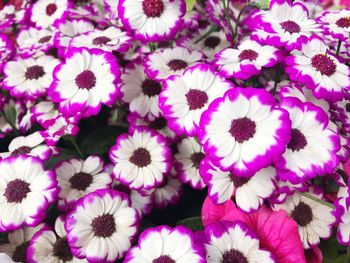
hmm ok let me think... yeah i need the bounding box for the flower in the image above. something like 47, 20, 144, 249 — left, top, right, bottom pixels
175, 137, 206, 189
0, 34, 14, 73
215, 39, 281, 80
30, 0, 69, 29
144, 46, 203, 80
118, 0, 186, 42
250, 0, 320, 50
200, 87, 291, 176
109, 127, 172, 190
276, 97, 340, 183
27, 216, 87, 262
49, 47, 120, 117
3, 55, 59, 100
160, 63, 233, 136
285, 36, 350, 102
203, 221, 275, 263
0, 131, 55, 160
273, 188, 335, 248
201, 158, 276, 212
70, 26, 132, 53
124, 225, 205, 263
65, 189, 139, 262
120, 61, 163, 118
0, 156, 57, 231
333, 186, 350, 245
318, 9, 350, 41
55, 156, 113, 211
0, 224, 44, 263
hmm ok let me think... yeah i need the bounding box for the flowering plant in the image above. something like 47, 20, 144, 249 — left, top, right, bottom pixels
0, 0, 350, 262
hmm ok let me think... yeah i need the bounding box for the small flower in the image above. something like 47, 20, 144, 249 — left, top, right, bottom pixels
0, 156, 57, 231
17, 27, 54, 57
120, 61, 163, 118
285, 36, 350, 102
0, 132, 55, 160
203, 221, 275, 263
3, 55, 59, 100
215, 39, 281, 80
31, 0, 69, 29
124, 225, 205, 263
55, 156, 113, 211
118, 0, 186, 42
201, 158, 276, 212
27, 216, 87, 262
318, 9, 350, 41
273, 188, 335, 248
175, 137, 206, 189
49, 47, 120, 117
144, 46, 203, 80
65, 189, 139, 262
109, 127, 172, 190
200, 88, 291, 176
276, 97, 340, 183
70, 26, 132, 53
160, 63, 233, 136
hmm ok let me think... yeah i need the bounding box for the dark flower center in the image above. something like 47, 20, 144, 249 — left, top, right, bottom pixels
69, 172, 93, 191
142, 0, 164, 18
186, 89, 208, 110
25, 65, 45, 80
231, 174, 250, 188
239, 49, 259, 61
336, 17, 350, 28
113, 183, 131, 195
38, 36, 52, 43
142, 79, 162, 97
167, 59, 188, 71
11, 146, 32, 156
229, 117, 256, 143
346, 103, 350, 112
222, 249, 248, 263
92, 36, 111, 45
91, 214, 116, 237
287, 129, 307, 152
12, 241, 30, 263
148, 117, 167, 130
46, 3, 57, 16
130, 147, 151, 167
4, 179, 30, 203
75, 70, 96, 90
153, 255, 176, 263
204, 36, 221, 49
190, 152, 205, 169
52, 238, 73, 262
291, 201, 313, 226
311, 54, 336, 77
280, 20, 301, 33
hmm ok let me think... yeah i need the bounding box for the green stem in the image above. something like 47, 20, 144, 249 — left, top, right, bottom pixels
336, 39, 342, 56
295, 191, 334, 209
272, 63, 281, 96
195, 24, 219, 44
233, 4, 250, 48
149, 42, 156, 52
65, 136, 84, 159
222, 0, 235, 43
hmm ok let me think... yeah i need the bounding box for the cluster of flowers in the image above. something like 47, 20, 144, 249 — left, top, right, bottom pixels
0, 0, 349, 262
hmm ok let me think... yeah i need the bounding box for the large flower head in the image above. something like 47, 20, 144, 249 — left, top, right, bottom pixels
275, 97, 340, 183
118, 0, 186, 42
109, 127, 172, 190
200, 88, 291, 176
285, 36, 350, 102
318, 9, 350, 41
160, 63, 234, 136
0, 156, 57, 231
65, 189, 139, 262
49, 47, 120, 117
124, 225, 205, 263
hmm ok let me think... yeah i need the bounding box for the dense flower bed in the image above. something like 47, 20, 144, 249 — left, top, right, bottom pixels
0, 0, 350, 262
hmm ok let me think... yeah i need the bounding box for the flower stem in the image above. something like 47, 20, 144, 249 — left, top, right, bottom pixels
195, 24, 219, 44
295, 191, 334, 209
336, 39, 342, 56
233, 4, 249, 48
149, 42, 156, 52
271, 63, 282, 96
65, 136, 84, 159
222, 0, 235, 43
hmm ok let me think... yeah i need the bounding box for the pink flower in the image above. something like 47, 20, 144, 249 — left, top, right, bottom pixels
201, 197, 306, 263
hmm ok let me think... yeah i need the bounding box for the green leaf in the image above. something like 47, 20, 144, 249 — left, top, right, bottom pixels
45, 148, 77, 169
176, 216, 203, 231
4, 105, 17, 128
81, 126, 128, 156
186, 0, 196, 11
320, 236, 348, 261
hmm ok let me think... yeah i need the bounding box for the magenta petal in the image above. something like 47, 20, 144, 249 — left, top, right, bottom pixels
201, 197, 306, 263
305, 247, 323, 263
